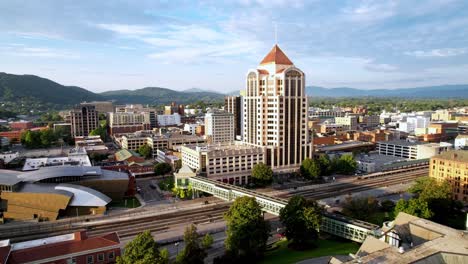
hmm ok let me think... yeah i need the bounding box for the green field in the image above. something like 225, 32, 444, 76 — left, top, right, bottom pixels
259, 238, 360, 264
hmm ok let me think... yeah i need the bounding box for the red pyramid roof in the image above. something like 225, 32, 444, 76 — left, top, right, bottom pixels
260, 44, 293, 65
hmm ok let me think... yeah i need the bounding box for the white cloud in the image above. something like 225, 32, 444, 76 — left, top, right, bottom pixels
342, 0, 397, 22
96, 23, 154, 36
1, 45, 79, 59
364, 62, 398, 72
404, 48, 467, 57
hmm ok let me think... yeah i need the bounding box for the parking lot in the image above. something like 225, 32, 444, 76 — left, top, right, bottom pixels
136, 177, 167, 204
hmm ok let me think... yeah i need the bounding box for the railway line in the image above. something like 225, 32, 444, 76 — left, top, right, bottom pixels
281, 166, 428, 200
2, 165, 428, 243
3, 203, 230, 243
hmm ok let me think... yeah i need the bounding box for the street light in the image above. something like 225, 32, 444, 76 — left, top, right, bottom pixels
174, 242, 180, 255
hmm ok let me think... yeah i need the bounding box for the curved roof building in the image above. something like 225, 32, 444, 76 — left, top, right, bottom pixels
55, 184, 111, 207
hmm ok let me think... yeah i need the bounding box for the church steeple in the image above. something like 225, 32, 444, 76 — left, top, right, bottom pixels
259, 44, 294, 65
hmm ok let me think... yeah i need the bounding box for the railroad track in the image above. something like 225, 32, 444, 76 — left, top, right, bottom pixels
281, 169, 428, 200
4, 204, 230, 243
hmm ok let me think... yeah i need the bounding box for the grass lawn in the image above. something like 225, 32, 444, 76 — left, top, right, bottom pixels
259, 238, 360, 264
108, 197, 141, 208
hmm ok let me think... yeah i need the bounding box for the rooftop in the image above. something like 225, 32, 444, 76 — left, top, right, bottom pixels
432, 150, 468, 162
2, 231, 119, 263
259, 44, 294, 65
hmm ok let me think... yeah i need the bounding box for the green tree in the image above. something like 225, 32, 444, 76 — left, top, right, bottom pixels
175, 159, 182, 171
39, 129, 56, 146
138, 144, 153, 159
279, 196, 323, 249
89, 126, 107, 141
300, 158, 321, 180
251, 162, 273, 187
224, 196, 270, 261
175, 224, 207, 264
172, 184, 193, 199
341, 196, 379, 220
154, 162, 172, 175
317, 155, 332, 176
201, 233, 214, 249
394, 198, 433, 219
334, 154, 357, 175
408, 177, 451, 201
117, 230, 167, 264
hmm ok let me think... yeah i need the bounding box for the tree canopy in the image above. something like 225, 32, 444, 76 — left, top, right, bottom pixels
300, 158, 321, 180
394, 177, 452, 221
251, 162, 273, 187
117, 230, 168, 264
89, 125, 107, 141
223, 196, 270, 261
341, 196, 379, 220
279, 195, 323, 249
175, 225, 207, 264
137, 144, 152, 159
154, 162, 172, 175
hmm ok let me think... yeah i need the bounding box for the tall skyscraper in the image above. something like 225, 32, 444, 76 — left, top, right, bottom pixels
243, 44, 312, 172
70, 105, 99, 138
224, 96, 242, 139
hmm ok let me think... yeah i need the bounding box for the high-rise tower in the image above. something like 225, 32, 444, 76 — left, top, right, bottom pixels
243, 44, 312, 172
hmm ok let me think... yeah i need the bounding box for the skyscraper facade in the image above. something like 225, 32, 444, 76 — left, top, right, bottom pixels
224, 96, 242, 138
243, 45, 312, 172
70, 105, 99, 138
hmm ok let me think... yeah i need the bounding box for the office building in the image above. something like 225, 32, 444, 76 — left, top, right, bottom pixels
184, 123, 199, 135
335, 116, 358, 130
430, 150, 468, 202
0, 231, 120, 264
243, 44, 312, 172
205, 110, 235, 144
108, 112, 151, 135
225, 96, 242, 138
70, 105, 99, 138
181, 143, 264, 184
359, 115, 380, 128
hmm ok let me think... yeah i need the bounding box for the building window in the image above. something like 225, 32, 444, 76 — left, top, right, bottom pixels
108, 251, 115, 260
97, 253, 105, 262
67, 257, 77, 264
87, 255, 94, 264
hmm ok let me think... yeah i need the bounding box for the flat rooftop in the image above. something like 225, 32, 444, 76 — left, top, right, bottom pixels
432, 150, 468, 162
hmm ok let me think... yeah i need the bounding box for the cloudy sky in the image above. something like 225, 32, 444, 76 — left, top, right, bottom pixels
1, 0, 468, 93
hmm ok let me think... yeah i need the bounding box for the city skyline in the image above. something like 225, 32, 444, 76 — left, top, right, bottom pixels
1, 1, 468, 92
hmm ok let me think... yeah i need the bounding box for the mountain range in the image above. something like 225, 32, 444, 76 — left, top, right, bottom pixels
1, 72, 467, 108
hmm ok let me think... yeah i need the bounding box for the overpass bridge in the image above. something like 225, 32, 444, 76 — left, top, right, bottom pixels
189, 176, 379, 243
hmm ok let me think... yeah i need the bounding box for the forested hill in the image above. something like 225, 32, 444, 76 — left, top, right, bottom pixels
0, 72, 103, 105
100, 87, 224, 105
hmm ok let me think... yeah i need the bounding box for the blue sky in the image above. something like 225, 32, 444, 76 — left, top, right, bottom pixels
1, 0, 468, 93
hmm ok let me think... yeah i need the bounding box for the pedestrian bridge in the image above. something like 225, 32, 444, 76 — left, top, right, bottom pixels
189, 176, 379, 243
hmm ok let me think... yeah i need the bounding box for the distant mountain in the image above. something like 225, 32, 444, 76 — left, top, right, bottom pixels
183, 88, 218, 93
100, 87, 224, 105
306, 85, 468, 98
0, 72, 103, 105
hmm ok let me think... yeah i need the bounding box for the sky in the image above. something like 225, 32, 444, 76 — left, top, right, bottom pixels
1, 0, 468, 93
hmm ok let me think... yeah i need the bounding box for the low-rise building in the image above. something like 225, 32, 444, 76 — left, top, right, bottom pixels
181, 143, 264, 185
9, 121, 34, 131
430, 150, 468, 203
75, 135, 108, 154
157, 113, 181, 126
356, 154, 408, 173
455, 134, 468, 150
334, 116, 358, 130
184, 123, 199, 135
0, 231, 120, 264
0, 151, 18, 164
320, 123, 344, 134
22, 147, 91, 171
341, 212, 468, 264
359, 115, 380, 128
377, 140, 452, 159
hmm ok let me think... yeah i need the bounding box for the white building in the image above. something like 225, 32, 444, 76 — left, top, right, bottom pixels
22, 148, 91, 171
0, 151, 18, 164
205, 110, 235, 144
243, 44, 312, 173
184, 123, 199, 135
377, 140, 452, 160
398, 116, 430, 133
455, 134, 468, 150
157, 113, 181, 126
181, 143, 265, 185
